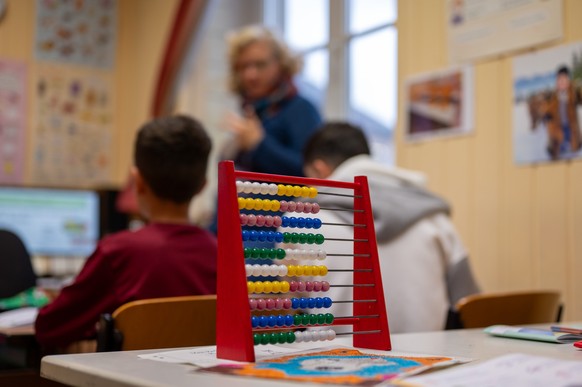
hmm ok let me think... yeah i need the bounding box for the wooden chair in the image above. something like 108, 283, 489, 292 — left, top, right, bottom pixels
454, 290, 562, 329
96, 295, 216, 351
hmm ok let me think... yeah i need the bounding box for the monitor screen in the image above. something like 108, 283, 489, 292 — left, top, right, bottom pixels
0, 187, 100, 257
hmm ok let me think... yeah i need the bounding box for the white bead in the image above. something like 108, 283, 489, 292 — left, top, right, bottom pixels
259, 183, 270, 194
269, 184, 279, 195
285, 249, 294, 259
245, 264, 253, 277
270, 265, 279, 277
261, 264, 270, 277
252, 264, 262, 276
302, 331, 313, 342
243, 181, 253, 194
279, 265, 288, 276
317, 250, 326, 260
236, 181, 244, 193
251, 182, 262, 194
327, 329, 336, 341
294, 331, 303, 343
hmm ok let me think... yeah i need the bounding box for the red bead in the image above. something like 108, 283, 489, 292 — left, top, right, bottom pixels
303, 202, 313, 213
273, 216, 282, 227
247, 214, 257, 226
321, 281, 330, 291
295, 202, 305, 212
311, 203, 320, 214
240, 213, 248, 225
256, 215, 266, 226
264, 215, 274, 227
266, 298, 276, 309
313, 281, 322, 291
279, 201, 289, 212
249, 298, 257, 309
289, 281, 298, 292
305, 281, 314, 291
282, 298, 292, 309
257, 298, 266, 310
297, 281, 306, 291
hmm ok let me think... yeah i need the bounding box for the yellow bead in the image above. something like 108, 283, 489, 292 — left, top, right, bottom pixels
285, 185, 295, 196
244, 198, 255, 210
277, 184, 286, 195
287, 265, 296, 276
262, 199, 272, 211
309, 187, 318, 198
293, 186, 302, 197
254, 198, 263, 210
319, 265, 328, 276
263, 281, 273, 293
238, 197, 246, 210
301, 186, 311, 197
295, 266, 305, 276
271, 281, 281, 293
303, 266, 312, 276
247, 281, 255, 293
280, 281, 290, 293
254, 281, 264, 293
271, 200, 281, 211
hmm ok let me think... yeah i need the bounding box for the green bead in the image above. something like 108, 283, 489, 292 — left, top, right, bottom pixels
244, 247, 251, 258
268, 249, 276, 259
325, 313, 334, 324
298, 233, 307, 243
286, 331, 296, 343
317, 313, 326, 324
269, 333, 278, 344
251, 247, 261, 258
276, 248, 286, 259
294, 315, 302, 326
253, 333, 261, 345
277, 332, 287, 344
283, 233, 292, 243
315, 234, 325, 245
291, 233, 300, 243
260, 333, 270, 345
260, 248, 269, 258
309, 314, 318, 325
306, 233, 316, 244
301, 314, 310, 325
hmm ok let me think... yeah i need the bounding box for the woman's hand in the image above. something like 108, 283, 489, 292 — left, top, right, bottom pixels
225, 106, 265, 151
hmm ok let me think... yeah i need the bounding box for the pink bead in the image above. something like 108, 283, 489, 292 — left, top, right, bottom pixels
240, 213, 248, 225
247, 214, 257, 226
264, 215, 274, 227
303, 202, 313, 213
311, 203, 320, 214
275, 298, 285, 309
289, 281, 299, 292
282, 298, 292, 309
298, 281, 306, 291
305, 281, 314, 291
256, 215, 266, 226
266, 298, 276, 309
279, 201, 289, 212
313, 281, 322, 291
288, 201, 297, 212
273, 216, 282, 227
249, 299, 257, 310
295, 202, 305, 212
257, 298, 266, 310
321, 281, 330, 291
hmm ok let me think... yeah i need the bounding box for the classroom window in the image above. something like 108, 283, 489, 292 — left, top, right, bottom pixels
264, 0, 398, 164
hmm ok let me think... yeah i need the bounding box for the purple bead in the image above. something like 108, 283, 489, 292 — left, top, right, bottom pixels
321, 281, 330, 291
313, 281, 322, 291
249, 298, 258, 310
257, 298, 266, 310
295, 202, 305, 212
256, 215, 266, 226
289, 281, 298, 292
305, 281, 314, 291
311, 203, 320, 214
266, 298, 276, 309
303, 202, 313, 213
264, 215, 274, 227
288, 201, 297, 212
298, 281, 306, 292
282, 298, 292, 309
247, 214, 257, 226
240, 213, 248, 225
273, 216, 282, 227
279, 200, 289, 212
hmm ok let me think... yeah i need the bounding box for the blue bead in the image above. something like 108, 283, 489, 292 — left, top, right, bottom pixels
242, 231, 249, 241
274, 232, 284, 243
315, 297, 324, 308
276, 315, 285, 326
281, 216, 290, 227
259, 315, 268, 327
307, 298, 316, 308
258, 231, 267, 242
289, 217, 298, 227
304, 218, 314, 229
285, 315, 294, 326
251, 316, 259, 328
266, 232, 275, 242
313, 219, 322, 229
249, 230, 259, 241
291, 298, 300, 309
299, 297, 308, 308
297, 217, 306, 228
268, 315, 277, 327
323, 297, 332, 308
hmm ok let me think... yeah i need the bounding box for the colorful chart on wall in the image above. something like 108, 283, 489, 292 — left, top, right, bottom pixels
0, 59, 27, 184
512, 41, 582, 164
32, 65, 113, 186
35, 0, 117, 69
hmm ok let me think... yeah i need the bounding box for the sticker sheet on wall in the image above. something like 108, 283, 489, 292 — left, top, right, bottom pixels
33, 65, 113, 186
0, 59, 27, 184
35, 0, 117, 69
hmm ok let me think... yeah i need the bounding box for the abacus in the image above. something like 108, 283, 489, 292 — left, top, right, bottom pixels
216, 160, 390, 362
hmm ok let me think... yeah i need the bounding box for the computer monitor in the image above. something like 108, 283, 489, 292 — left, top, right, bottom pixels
0, 187, 100, 257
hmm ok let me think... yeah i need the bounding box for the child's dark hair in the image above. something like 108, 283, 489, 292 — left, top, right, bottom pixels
557, 65, 570, 77
303, 122, 370, 169
134, 115, 211, 204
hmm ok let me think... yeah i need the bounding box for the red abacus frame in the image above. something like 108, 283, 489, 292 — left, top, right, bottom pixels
216, 160, 391, 362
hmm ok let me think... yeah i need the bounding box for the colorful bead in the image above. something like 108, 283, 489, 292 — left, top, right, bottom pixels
254, 281, 265, 293
259, 183, 271, 195
289, 280, 298, 291
315, 234, 325, 244
304, 202, 313, 213
253, 333, 261, 345
323, 297, 333, 308
247, 281, 255, 293
279, 200, 289, 212
321, 281, 330, 291
249, 298, 258, 310
264, 215, 274, 227
266, 298, 276, 309
282, 298, 292, 309
296, 202, 305, 212
271, 200, 281, 212
271, 281, 281, 293
236, 181, 244, 193
311, 203, 320, 213
293, 186, 303, 197
257, 298, 266, 310
255, 215, 266, 226
251, 182, 262, 194
280, 281, 290, 293
277, 184, 286, 195
268, 184, 279, 195
238, 197, 246, 210
291, 298, 300, 309
288, 201, 297, 212
314, 297, 323, 308
262, 199, 272, 211
301, 186, 311, 197
319, 265, 328, 276
305, 281, 314, 291
276, 248, 286, 259
313, 281, 322, 292
285, 185, 295, 196
309, 187, 318, 198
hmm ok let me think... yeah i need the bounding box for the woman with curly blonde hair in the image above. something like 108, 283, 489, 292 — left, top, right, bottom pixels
223, 25, 321, 176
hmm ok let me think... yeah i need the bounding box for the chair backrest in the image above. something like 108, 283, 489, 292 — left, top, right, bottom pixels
104, 295, 217, 351
0, 229, 37, 299
455, 290, 562, 329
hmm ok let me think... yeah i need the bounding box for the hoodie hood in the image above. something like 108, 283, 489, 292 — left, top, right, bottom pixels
318, 155, 450, 243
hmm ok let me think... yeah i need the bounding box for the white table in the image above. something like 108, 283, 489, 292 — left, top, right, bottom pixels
41, 327, 582, 387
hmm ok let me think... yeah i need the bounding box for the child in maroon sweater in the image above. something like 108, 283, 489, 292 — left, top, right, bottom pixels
35, 116, 217, 349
